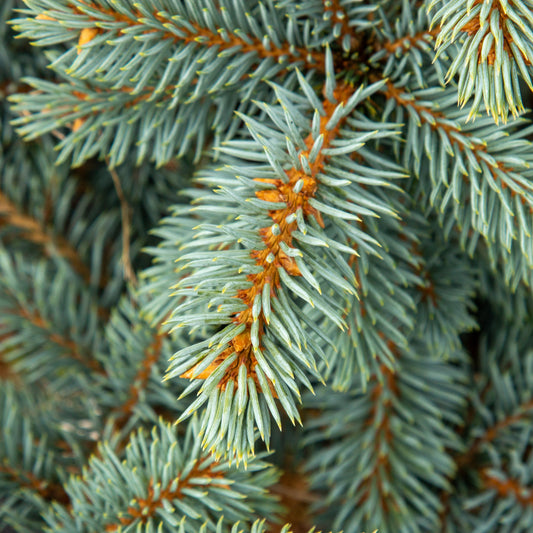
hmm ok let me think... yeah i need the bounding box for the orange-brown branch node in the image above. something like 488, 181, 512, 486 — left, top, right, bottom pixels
482, 468, 533, 507
180, 83, 357, 392
324, 0, 359, 49
383, 27, 439, 55
0, 461, 69, 504
77, 27, 100, 54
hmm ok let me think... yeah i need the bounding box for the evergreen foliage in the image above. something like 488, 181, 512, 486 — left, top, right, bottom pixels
2, 0, 533, 532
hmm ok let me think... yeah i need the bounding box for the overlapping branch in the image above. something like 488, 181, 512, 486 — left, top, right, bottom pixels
104, 461, 225, 531
0, 191, 95, 286
431, 0, 533, 121
0, 462, 69, 505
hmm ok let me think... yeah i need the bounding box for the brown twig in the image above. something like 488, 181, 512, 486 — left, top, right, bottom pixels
107, 161, 137, 286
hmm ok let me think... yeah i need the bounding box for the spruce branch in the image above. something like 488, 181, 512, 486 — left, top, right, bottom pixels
321, 213, 419, 389
87, 290, 189, 451
480, 467, 533, 507
100, 310, 179, 431
454, 394, 533, 473
0, 190, 96, 286
0, 383, 85, 531
379, 75, 533, 279
304, 340, 468, 533
434, 312, 533, 531
369, 0, 446, 88
320, 207, 476, 390
10, 0, 326, 166
430, 0, 533, 122
44, 419, 281, 533
113, 327, 165, 422
16, 0, 324, 75
0, 463, 68, 506
458, 441, 533, 531
0, 260, 105, 378
155, 54, 405, 457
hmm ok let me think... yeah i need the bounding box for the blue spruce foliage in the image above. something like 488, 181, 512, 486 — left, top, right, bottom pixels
2, 1, 533, 532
